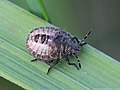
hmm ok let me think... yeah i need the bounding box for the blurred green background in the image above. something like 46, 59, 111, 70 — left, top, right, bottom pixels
0, 0, 120, 90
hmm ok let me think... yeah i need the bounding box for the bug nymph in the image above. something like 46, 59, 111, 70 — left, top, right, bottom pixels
26, 27, 92, 74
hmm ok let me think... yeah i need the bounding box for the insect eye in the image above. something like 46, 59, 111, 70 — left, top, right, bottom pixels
41, 34, 46, 44
34, 34, 40, 42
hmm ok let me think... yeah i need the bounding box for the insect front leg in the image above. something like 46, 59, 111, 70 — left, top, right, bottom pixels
73, 53, 81, 68
79, 42, 86, 46
47, 59, 60, 74
72, 37, 80, 44
66, 56, 79, 70
73, 37, 86, 46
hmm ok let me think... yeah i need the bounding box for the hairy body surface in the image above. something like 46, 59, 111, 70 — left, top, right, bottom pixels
26, 27, 92, 74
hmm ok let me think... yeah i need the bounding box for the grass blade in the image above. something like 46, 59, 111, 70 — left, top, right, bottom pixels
26, 0, 50, 22
0, 0, 120, 90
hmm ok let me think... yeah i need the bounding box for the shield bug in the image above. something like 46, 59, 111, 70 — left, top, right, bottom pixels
26, 27, 92, 74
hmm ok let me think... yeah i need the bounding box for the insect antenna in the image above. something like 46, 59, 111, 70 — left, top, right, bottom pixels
79, 29, 92, 46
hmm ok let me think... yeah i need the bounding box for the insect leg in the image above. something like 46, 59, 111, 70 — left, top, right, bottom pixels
79, 42, 86, 46
47, 59, 60, 74
66, 56, 79, 70
73, 54, 81, 68
72, 36, 86, 46
72, 37, 80, 43
31, 58, 38, 62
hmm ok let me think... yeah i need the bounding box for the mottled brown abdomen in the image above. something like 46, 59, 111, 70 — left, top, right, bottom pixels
26, 27, 61, 61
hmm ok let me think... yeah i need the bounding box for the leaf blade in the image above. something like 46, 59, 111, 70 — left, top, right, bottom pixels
0, 0, 120, 90
26, 0, 50, 22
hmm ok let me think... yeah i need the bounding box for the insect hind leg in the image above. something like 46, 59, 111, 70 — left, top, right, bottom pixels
31, 58, 38, 62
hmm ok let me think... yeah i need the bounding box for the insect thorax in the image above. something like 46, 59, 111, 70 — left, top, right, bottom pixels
53, 30, 80, 57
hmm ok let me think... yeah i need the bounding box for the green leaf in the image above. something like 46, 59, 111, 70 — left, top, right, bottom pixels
8, 0, 29, 11
9, 0, 50, 22
26, 0, 50, 22
0, 0, 120, 90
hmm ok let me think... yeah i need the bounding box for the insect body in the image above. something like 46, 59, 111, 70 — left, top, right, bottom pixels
26, 27, 92, 74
